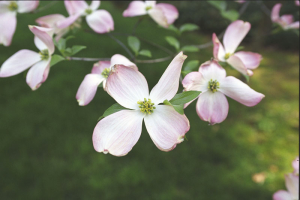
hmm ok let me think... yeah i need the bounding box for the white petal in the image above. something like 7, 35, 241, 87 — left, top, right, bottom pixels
26, 59, 51, 90
285, 173, 299, 199
227, 54, 249, 75
89, 0, 100, 11
144, 105, 190, 151
199, 60, 226, 81
219, 76, 265, 107
148, 6, 168, 28
17, 1, 39, 13
86, 10, 114, 34
196, 91, 229, 125
150, 52, 187, 104
0, 50, 40, 77
110, 54, 137, 70
123, 1, 147, 17
93, 110, 144, 156
0, 11, 16, 46
106, 65, 149, 109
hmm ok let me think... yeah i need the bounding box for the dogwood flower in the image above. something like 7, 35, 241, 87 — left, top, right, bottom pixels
76, 54, 137, 106
63, 0, 114, 34
182, 60, 264, 125
0, 1, 39, 46
36, 13, 81, 42
273, 173, 299, 200
296, 0, 300, 6
212, 20, 262, 76
271, 4, 299, 30
123, 1, 178, 28
93, 52, 189, 156
0, 26, 54, 90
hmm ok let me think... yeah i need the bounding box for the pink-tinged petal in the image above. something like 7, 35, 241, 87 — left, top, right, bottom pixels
227, 54, 249, 75
144, 105, 190, 151
106, 65, 149, 110
196, 91, 229, 125
56, 14, 80, 29
212, 33, 226, 61
273, 190, 292, 200
287, 21, 299, 29
29, 26, 55, 55
26, 59, 51, 90
156, 3, 178, 25
123, 1, 147, 17
199, 60, 226, 81
150, 52, 187, 104
281, 15, 294, 25
148, 6, 168, 28
271, 4, 282, 22
223, 20, 251, 54
0, 50, 40, 77
86, 10, 114, 34
0, 11, 16, 46
111, 54, 137, 70
285, 173, 299, 199
64, 0, 88, 15
219, 76, 265, 107
17, 1, 39, 13
36, 14, 66, 28
292, 157, 299, 174
92, 61, 111, 74
90, 0, 100, 11
296, 0, 300, 6
93, 110, 144, 156
182, 71, 208, 93
145, 1, 156, 7
76, 74, 105, 106
234, 51, 262, 69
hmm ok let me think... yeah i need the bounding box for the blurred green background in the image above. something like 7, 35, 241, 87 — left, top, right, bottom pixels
0, 1, 298, 199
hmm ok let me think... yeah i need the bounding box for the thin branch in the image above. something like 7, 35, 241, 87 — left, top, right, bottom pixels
106, 33, 135, 60
67, 57, 110, 62
135, 56, 172, 64
132, 16, 145, 35
257, 0, 271, 16
32, 1, 58, 13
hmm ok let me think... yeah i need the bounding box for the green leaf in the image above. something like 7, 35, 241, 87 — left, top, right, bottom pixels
242, 73, 250, 83
167, 24, 180, 34
169, 91, 201, 105
165, 36, 180, 51
57, 38, 66, 51
184, 60, 200, 71
98, 103, 130, 121
208, 1, 226, 11
221, 10, 239, 22
65, 35, 75, 41
71, 45, 86, 55
163, 100, 184, 115
62, 48, 73, 57
127, 36, 140, 55
179, 24, 199, 33
139, 49, 152, 57
181, 45, 199, 52
50, 55, 65, 67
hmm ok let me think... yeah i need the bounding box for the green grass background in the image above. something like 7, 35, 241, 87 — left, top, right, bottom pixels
0, 1, 298, 199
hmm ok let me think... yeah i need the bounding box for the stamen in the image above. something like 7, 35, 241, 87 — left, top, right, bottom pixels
145, 6, 152, 11
85, 8, 93, 15
208, 79, 220, 93
39, 50, 49, 60
8, 2, 18, 11
224, 52, 232, 60
101, 68, 110, 78
137, 98, 156, 114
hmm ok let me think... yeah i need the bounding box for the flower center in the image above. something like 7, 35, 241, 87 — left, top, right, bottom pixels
224, 52, 232, 60
137, 98, 156, 114
101, 68, 110, 78
8, 2, 18, 11
85, 8, 93, 15
145, 6, 152, 11
208, 79, 220, 93
39, 49, 49, 60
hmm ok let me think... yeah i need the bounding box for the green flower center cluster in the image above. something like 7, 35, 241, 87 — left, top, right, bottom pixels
137, 98, 156, 114
8, 2, 18, 11
85, 8, 93, 15
224, 52, 232, 60
145, 6, 152, 11
39, 50, 49, 60
208, 79, 220, 93
101, 68, 110, 78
